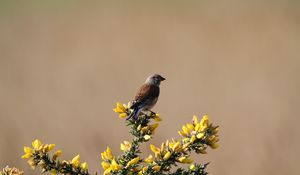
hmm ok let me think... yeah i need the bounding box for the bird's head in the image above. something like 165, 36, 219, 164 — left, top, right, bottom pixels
145, 74, 166, 86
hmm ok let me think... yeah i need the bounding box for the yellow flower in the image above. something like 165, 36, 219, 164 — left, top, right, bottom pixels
182, 142, 191, 150
195, 123, 202, 132
24, 146, 33, 154
142, 166, 148, 172
150, 144, 160, 154
190, 135, 196, 143
152, 165, 161, 172
141, 126, 148, 133
192, 115, 198, 125
101, 147, 113, 161
163, 151, 171, 160
196, 133, 205, 139
53, 150, 62, 160
153, 113, 162, 122
178, 131, 187, 137
48, 144, 55, 151
71, 155, 80, 167
32, 139, 42, 150
21, 153, 31, 159
44, 144, 55, 152
113, 102, 129, 118
140, 123, 159, 135
182, 125, 190, 135
178, 156, 193, 164
182, 138, 190, 143
120, 141, 132, 152
200, 115, 209, 129
189, 164, 196, 170
81, 162, 88, 171
144, 155, 154, 163
126, 157, 140, 167
103, 168, 112, 175
114, 102, 126, 113
138, 166, 148, 175
186, 123, 194, 131
171, 141, 181, 152
119, 113, 127, 119
149, 123, 159, 133
110, 159, 122, 171
101, 161, 110, 170
21, 146, 33, 159
160, 143, 165, 152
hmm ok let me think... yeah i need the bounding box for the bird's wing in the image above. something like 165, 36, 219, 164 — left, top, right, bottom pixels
131, 84, 160, 109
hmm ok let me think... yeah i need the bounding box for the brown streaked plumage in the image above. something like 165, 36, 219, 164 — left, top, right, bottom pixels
133, 84, 160, 110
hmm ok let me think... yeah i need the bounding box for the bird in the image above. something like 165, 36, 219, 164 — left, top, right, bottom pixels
126, 74, 166, 120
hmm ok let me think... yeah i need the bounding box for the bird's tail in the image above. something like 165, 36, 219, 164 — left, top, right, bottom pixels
126, 107, 142, 120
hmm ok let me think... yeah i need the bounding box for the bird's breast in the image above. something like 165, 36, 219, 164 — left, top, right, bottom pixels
144, 97, 158, 110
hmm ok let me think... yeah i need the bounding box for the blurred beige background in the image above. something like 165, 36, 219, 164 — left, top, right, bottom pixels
0, 1, 300, 174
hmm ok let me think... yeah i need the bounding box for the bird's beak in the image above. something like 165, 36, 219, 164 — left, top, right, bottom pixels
161, 77, 166, 81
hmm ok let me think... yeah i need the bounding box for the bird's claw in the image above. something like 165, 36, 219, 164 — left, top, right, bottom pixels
148, 110, 156, 116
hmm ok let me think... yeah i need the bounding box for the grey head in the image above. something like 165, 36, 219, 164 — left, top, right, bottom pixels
145, 74, 166, 86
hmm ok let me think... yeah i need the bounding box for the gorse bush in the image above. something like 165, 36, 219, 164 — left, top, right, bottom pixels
1, 102, 219, 175
0, 166, 24, 175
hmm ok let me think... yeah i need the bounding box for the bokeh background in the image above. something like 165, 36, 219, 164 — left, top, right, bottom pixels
0, 1, 299, 174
